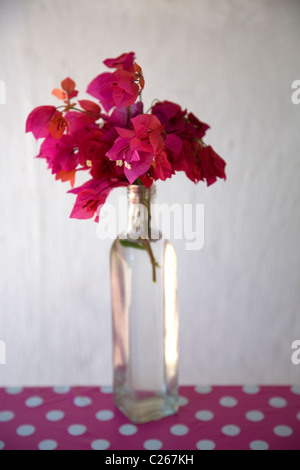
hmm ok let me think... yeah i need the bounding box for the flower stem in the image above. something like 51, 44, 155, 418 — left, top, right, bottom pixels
141, 239, 157, 283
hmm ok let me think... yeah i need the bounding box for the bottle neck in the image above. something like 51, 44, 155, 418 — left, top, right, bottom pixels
127, 185, 157, 239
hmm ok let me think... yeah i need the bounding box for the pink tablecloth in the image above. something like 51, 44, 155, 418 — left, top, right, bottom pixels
0, 386, 300, 450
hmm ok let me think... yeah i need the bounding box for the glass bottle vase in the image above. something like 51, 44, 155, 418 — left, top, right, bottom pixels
110, 184, 179, 424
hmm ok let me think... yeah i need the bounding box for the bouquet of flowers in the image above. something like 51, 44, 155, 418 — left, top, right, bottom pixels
26, 52, 226, 223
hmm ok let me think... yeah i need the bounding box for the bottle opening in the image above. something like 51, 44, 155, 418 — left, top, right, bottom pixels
127, 184, 156, 204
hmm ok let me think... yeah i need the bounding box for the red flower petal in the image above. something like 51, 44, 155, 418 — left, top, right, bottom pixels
78, 100, 101, 116
61, 77, 76, 94
103, 52, 135, 71
25, 106, 57, 139
48, 112, 68, 139
52, 88, 67, 100
55, 169, 76, 187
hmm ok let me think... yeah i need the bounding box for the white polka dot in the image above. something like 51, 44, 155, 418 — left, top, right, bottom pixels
46, 410, 65, 422
91, 439, 110, 450
25, 396, 43, 408
5, 387, 23, 395
144, 439, 163, 450
0, 441, 5, 450
246, 411, 265, 422
195, 386, 212, 394
170, 424, 189, 436
53, 386, 70, 394
243, 386, 260, 395
73, 396, 92, 407
297, 412, 300, 421
96, 410, 114, 421
119, 424, 138, 436
38, 440, 58, 450
222, 425, 241, 437
250, 440, 269, 450
68, 424, 87, 436
220, 397, 238, 408
269, 397, 287, 408
291, 386, 300, 395
179, 396, 189, 406
273, 425, 293, 437
0, 411, 15, 422
17, 425, 36, 437
195, 410, 214, 422
100, 386, 113, 394
196, 440, 216, 450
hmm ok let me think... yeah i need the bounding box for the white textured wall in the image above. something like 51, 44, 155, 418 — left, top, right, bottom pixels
0, 0, 299, 386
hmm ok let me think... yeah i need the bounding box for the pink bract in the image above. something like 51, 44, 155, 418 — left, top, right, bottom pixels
26, 52, 226, 221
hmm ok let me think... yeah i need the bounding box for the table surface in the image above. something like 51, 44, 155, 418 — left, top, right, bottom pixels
0, 385, 300, 450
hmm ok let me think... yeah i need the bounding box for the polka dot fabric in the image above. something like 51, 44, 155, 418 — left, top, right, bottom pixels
0, 386, 299, 450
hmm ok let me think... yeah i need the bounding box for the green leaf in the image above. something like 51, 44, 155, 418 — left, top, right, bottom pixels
119, 240, 146, 251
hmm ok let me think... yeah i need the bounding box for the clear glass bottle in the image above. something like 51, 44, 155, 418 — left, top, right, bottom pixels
110, 184, 179, 424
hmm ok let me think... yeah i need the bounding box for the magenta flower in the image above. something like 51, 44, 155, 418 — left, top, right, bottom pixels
26, 51, 226, 223
103, 52, 135, 71
197, 145, 226, 186
86, 52, 144, 112
64, 111, 99, 138
109, 102, 143, 128
152, 100, 210, 140
37, 135, 79, 175
78, 129, 123, 180
106, 114, 165, 184
26, 105, 58, 139
69, 177, 128, 221
149, 150, 173, 181
87, 70, 140, 112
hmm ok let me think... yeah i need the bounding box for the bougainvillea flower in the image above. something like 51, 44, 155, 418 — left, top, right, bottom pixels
149, 150, 173, 181
78, 129, 122, 179
164, 134, 183, 162
152, 100, 210, 140
48, 112, 68, 139
124, 153, 154, 184
133, 62, 145, 89
37, 135, 79, 175
131, 114, 164, 152
187, 112, 210, 139
197, 145, 226, 186
152, 101, 184, 129
26, 106, 57, 139
52, 78, 78, 101
26, 51, 226, 226
106, 114, 165, 184
64, 111, 98, 136
87, 69, 140, 112
78, 100, 101, 116
103, 52, 135, 72
109, 102, 143, 128
69, 177, 128, 221
52, 88, 68, 100
61, 77, 78, 99
182, 141, 202, 182
87, 52, 144, 112
55, 169, 76, 187
139, 173, 154, 188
